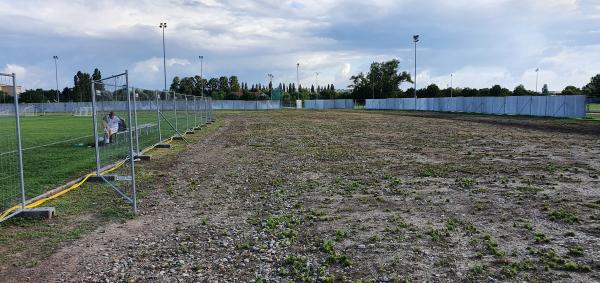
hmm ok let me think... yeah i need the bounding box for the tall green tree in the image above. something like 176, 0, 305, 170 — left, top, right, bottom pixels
562, 86, 581, 96
583, 74, 600, 98
229, 76, 241, 92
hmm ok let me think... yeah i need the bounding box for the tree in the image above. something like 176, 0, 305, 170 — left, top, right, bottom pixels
542, 84, 549, 95
513, 84, 529, 96
170, 76, 181, 92
562, 86, 581, 96
92, 68, 103, 91
73, 71, 92, 102
425, 84, 441, 97
229, 76, 241, 92
583, 74, 600, 98
490, 85, 511, 96
349, 59, 412, 100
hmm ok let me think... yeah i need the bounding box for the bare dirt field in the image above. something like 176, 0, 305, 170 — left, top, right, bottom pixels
1, 110, 600, 282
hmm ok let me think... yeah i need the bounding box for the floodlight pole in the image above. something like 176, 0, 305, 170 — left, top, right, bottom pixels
159, 22, 167, 93
413, 35, 419, 99
53, 56, 60, 103
199, 56, 204, 97
535, 68, 539, 94
296, 63, 300, 100
450, 73, 453, 97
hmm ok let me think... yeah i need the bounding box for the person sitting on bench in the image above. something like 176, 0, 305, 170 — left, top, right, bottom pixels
102, 111, 121, 144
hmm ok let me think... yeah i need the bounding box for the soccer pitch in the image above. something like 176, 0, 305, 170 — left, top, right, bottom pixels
0, 111, 196, 208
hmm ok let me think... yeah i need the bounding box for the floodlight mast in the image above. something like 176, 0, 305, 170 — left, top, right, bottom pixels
450, 73, 453, 97
53, 56, 59, 103
535, 68, 540, 93
159, 22, 167, 92
413, 35, 419, 98
199, 56, 204, 97
296, 62, 300, 101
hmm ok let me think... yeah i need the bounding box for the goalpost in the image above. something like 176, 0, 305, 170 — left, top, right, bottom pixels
19, 105, 38, 117
73, 106, 93, 117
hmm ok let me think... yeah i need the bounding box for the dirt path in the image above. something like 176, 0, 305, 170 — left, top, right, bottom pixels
2, 110, 600, 282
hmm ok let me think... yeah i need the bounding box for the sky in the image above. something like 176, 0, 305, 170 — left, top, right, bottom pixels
1, 0, 599, 92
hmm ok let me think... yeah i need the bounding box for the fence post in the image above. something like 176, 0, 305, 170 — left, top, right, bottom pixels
91, 80, 101, 176
132, 87, 140, 155
125, 71, 137, 214
12, 73, 26, 209
173, 92, 178, 133
184, 96, 189, 132
156, 91, 162, 142
193, 96, 197, 128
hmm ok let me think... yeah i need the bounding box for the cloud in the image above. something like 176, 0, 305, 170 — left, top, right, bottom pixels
0, 0, 598, 91
2, 64, 27, 78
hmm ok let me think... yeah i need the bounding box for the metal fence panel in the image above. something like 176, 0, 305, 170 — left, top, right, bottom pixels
0, 73, 26, 219
91, 71, 137, 213
365, 95, 586, 118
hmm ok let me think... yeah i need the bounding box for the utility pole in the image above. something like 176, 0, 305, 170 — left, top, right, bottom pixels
159, 22, 167, 92
296, 62, 300, 100
535, 68, 540, 93
413, 35, 419, 98
53, 56, 59, 103
450, 73, 453, 97
199, 56, 204, 97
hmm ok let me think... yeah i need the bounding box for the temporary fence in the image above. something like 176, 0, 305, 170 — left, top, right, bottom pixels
91, 71, 138, 212
211, 100, 281, 110
0, 68, 217, 221
365, 95, 587, 118
0, 73, 26, 220
303, 99, 354, 109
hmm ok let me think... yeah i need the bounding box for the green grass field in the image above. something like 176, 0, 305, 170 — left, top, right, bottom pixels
588, 103, 600, 113
0, 110, 206, 212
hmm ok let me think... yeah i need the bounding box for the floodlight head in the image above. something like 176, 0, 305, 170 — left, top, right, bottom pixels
199, 55, 203, 59
159, 22, 167, 28
53, 55, 58, 60
413, 35, 420, 42
297, 62, 300, 67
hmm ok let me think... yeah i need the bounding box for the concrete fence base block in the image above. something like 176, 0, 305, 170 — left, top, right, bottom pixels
88, 175, 116, 182
16, 208, 56, 220
155, 144, 171, 149
172, 135, 185, 140
185, 131, 195, 135
134, 155, 152, 161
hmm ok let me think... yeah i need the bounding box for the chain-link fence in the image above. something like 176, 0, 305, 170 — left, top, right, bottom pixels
0, 73, 26, 220
91, 71, 137, 213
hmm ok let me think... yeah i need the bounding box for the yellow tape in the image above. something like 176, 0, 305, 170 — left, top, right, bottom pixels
0, 160, 127, 221
0, 134, 180, 221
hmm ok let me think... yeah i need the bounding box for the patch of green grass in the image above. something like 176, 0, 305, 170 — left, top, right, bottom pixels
500, 260, 535, 278
533, 231, 551, 243
483, 234, 505, 257
568, 245, 584, 257
418, 165, 449, 178
334, 229, 348, 242
549, 208, 579, 224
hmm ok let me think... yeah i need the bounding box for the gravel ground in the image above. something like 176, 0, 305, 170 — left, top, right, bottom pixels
2, 110, 600, 282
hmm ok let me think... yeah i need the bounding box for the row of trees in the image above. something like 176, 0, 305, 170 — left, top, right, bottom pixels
170, 75, 338, 101
4, 63, 599, 104
347, 59, 600, 100
9, 69, 102, 103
